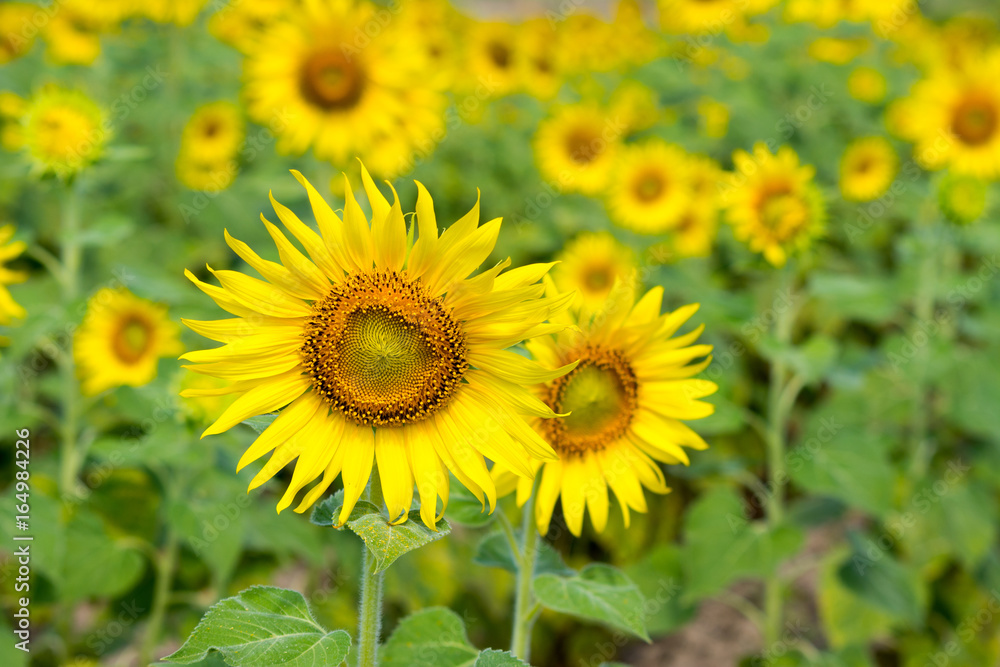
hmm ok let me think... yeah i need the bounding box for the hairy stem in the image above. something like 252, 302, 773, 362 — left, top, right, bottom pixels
58, 181, 82, 498
510, 493, 539, 662
357, 546, 385, 667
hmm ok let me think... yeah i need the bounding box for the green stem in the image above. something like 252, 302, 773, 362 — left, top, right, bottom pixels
139, 530, 178, 667
908, 214, 938, 483
510, 493, 538, 662
59, 181, 82, 498
764, 268, 796, 646
357, 542, 385, 667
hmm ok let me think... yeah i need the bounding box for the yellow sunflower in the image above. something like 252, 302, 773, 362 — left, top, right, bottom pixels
181, 166, 576, 528
839, 136, 898, 202
659, 0, 777, 37
136, 0, 208, 26
535, 104, 622, 196
209, 0, 292, 54
74, 288, 183, 396
242, 0, 446, 178
606, 140, 691, 234
41, 0, 124, 66
697, 97, 730, 139
899, 53, 1000, 179
724, 142, 825, 267
22, 86, 107, 178
671, 205, 718, 259
465, 21, 521, 99
848, 66, 888, 104
0, 225, 27, 333
552, 232, 637, 313
610, 81, 658, 136
516, 19, 563, 101
493, 284, 715, 536
179, 102, 245, 164
176, 158, 238, 193
807, 37, 869, 65
938, 173, 989, 225
0, 92, 26, 152
0, 3, 37, 65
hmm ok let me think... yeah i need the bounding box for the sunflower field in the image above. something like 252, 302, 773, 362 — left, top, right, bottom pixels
2, 0, 1000, 665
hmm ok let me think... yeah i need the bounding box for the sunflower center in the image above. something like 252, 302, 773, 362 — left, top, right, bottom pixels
758, 188, 809, 241
852, 156, 874, 174
541, 347, 638, 456
113, 315, 154, 364
488, 41, 512, 69
302, 271, 468, 426
565, 127, 601, 164
202, 118, 221, 138
951, 96, 998, 146
299, 50, 366, 111
37, 109, 93, 160
633, 169, 666, 203
583, 265, 613, 292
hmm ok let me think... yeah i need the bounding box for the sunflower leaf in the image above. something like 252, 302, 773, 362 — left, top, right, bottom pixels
310, 490, 451, 572
381, 608, 530, 666
241, 414, 277, 434
162, 585, 351, 666
445, 482, 496, 526
473, 531, 575, 577
532, 564, 651, 642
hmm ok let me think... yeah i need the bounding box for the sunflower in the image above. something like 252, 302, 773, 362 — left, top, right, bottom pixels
0, 92, 26, 152
659, 0, 776, 37
0, 225, 27, 335
74, 289, 183, 396
697, 97, 730, 138
493, 284, 715, 536
465, 21, 521, 99
209, 0, 292, 54
535, 104, 622, 196
839, 136, 898, 202
42, 0, 123, 66
606, 140, 691, 234
0, 3, 37, 65
938, 173, 989, 225
899, 53, 1000, 179
848, 66, 887, 104
21, 86, 107, 178
176, 158, 238, 193
724, 142, 825, 267
610, 82, 658, 136
516, 19, 563, 101
136, 0, 208, 25
181, 167, 575, 528
179, 101, 245, 164
242, 0, 446, 178
552, 232, 637, 313
807, 37, 869, 65
671, 205, 718, 259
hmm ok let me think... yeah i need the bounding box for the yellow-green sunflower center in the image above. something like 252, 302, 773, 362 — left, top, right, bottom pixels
112, 314, 154, 365
302, 271, 468, 426
633, 168, 666, 203
541, 347, 638, 456
299, 50, 366, 111
758, 186, 809, 241
951, 95, 998, 146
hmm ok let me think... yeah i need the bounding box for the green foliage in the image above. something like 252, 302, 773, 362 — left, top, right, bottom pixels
311, 490, 451, 572
473, 531, 575, 577
381, 607, 529, 666
164, 586, 351, 666
532, 564, 651, 641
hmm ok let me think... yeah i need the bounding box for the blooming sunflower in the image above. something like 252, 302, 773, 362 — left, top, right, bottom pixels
42, 0, 124, 66
671, 205, 718, 259
0, 3, 37, 65
839, 136, 898, 202
209, 0, 292, 54
179, 101, 245, 164
535, 104, 622, 196
848, 66, 887, 104
552, 232, 637, 313
181, 167, 575, 528
136, 0, 208, 26
606, 140, 691, 234
697, 98, 730, 139
0, 92, 26, 152
493, 284, 716, 536
74, 288, 183, 396
938, 173, 989, 225
0, 225, 27, 335
659, 0, 776, 37
21, 86, 107, 178
807, 37, 869, 65
899, 53, 1000, 179
176, 158, 237, 193
243, 0, 446, 178
724, 142, 825, 267
465, 21, 521, 99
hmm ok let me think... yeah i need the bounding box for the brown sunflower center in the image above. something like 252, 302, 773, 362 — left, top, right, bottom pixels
633, 169, 666, 203
202, 118, 221, 138
951, 95, 998, 146
113, 314, 154, 364
541, 347, 638, 456
583, 264, 613, 292
299, 50, 366, 111
301, 271, 468, 426
488, 41, 512, 69
565, 127, 601, 165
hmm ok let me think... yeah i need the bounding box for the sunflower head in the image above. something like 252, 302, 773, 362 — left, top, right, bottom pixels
182, 165, 578, 528
0, 224, 27, 328
495, 284, 715, 536
839, 136, 899, 202
553, 232, 637, 313
848, 66, 888, 104
725, 142, 825, 267
0, 3, 39, 65
938, 172, 989, 225
607, 140, 692, 234
179, 101, 245, 164
74, 288, 183, 396
22, 86, 107, 178
535, 104, 622, 196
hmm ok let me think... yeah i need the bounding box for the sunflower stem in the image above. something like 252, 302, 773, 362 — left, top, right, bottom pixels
139, 528, 178, 667
58, 180, 82, 499
763, 266, 796, 647
357, 545, 384, 667
908, 209, 939, 483
510, 491, 539, 662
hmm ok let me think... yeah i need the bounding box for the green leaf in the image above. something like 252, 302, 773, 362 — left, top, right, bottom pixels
837, 535, 924, 628
532, 564, 650, 641
163, 586, 351, 666
0, 616, 28, 667
310, 491, 451, 572
242, 414, 277, 434
757, 335, 837, 384
473, 531, 575, 577
474, 650, 529, 666
623, 544, 693, 635
817, 549, 894, 648
681, 487, 804, 601
445, 482, 495, 527
380, 607, 478, 667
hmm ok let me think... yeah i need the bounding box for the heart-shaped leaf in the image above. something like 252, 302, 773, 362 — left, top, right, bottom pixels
532, 564, 650, 641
